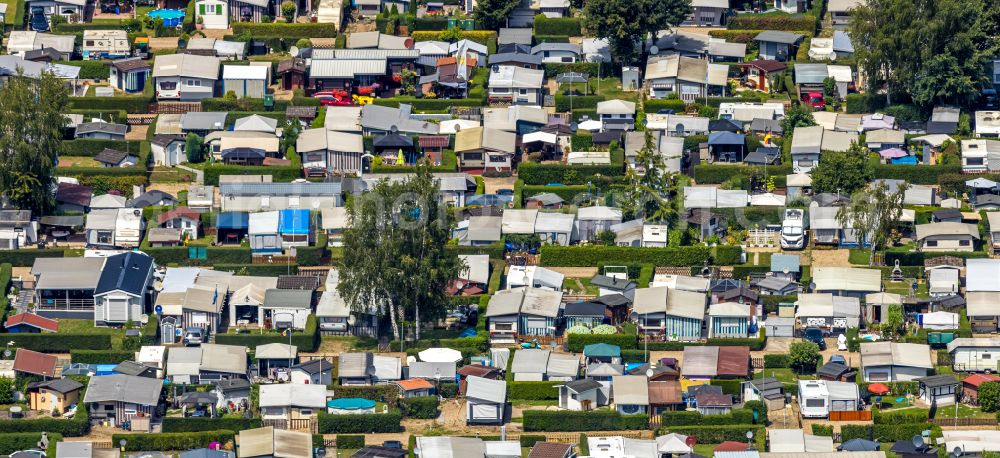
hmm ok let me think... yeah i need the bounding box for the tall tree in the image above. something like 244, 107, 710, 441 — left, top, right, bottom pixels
810, 142, 873, 195
338, 163, 463, 341
0, 71, 69, 213
779, 102, 816, 135
620, 131, 675, 222
836, 180, 908, 266
850, 0, 989, 108
583, 0, 691, 64
473, 0, 521, 30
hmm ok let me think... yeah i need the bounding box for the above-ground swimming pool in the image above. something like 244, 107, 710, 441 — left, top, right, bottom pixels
147, 9, 185, 27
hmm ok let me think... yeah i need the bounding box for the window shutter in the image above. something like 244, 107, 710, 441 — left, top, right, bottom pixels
199, 3, 206, 14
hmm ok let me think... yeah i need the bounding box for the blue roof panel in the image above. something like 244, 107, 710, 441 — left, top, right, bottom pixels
216, 212, 249, 229
279, 209, 310, 235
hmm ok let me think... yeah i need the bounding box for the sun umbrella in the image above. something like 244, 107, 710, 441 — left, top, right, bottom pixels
418, 347, 463, 363
967, 177, 999, 189
839, 438, 880, 452
657, 434, 693, 454
867, 383, 890, 395
879, 147, 908, 159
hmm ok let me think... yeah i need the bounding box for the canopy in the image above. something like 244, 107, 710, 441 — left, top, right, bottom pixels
878, 147, 907, 159
867, 383, 890, 395
578, 120, 602, 131
749, 193, 786, 206
839, 439, 879, 452
865, 292, 902, 305
326, 398, 376, 410
418, 347, 463, 363
522, 131, 558, 145
656, 434, 692, 454
967, 177, 999, 189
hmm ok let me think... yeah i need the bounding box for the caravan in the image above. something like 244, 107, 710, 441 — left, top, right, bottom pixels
798, 380, 829, 418
780, 209, 807, 250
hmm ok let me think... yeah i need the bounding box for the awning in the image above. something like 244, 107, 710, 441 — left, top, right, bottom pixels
522, 131, 558, 144
39, 215, 85, 227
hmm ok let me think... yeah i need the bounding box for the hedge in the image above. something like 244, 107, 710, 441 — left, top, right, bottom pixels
840, 423, 941, 442
399, 396, 439, 419
845, 93, 888, 114
642, 330, 767, 351
711, 379, 743, 396
570, 132, 593, 150
885, 250, 988, 266
70, 350, 135, 364
519, 435, 547, 448
212, 264, 300, 276
62, 139, 143, 156
533, 14, 582, 36
658, 425, 766, 448
161, 417, 262, 432
215, 315, 318, 351
764, 354, 791, 368
232, 22, 338, 38
566, 333, 638, 352
203, 165, 302, 186
693, 163, 792, 184
660, 408, 756, 426
727, 14, 816, 33
317, 412, 404, 433
409, 17, 448, 31
518, 162, 624, 185
336, 435, 366, 449
329, 384, 401, 405
112, 430, 235, 451
811, 424, 834, 436
0, 403, 88, 436
643, 99, 688, 114
555, 94, 604, 112
55, 60, 111, 80
0, 433, 63, 455
708, 30, 763, 51
873, 164, 963, 185
873, 408, 929, 424
67, 109, 128, 124
0, 263, 11, 318
523, 410, 649, 432
3, 334, 112, 352
142, 246, 252, 265
508, 381, 561, 400
66, 96, 152, 114
540, 245, 742, 267
439, 382, 459, 398
522, 185, 591, 203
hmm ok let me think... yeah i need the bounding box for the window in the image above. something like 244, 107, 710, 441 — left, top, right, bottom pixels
492, 87, 510, 94
969, 157, 985, 166
983, 353, 992, 360
571, 393, 578, 400
85, 40, 94, 46
926, 240, 938, 247
260, 195, 270, 208
185, 79, 202, 87
805, 399, 825, 407
869, 372, 889, 382
493, 322, 513, 331
97, 230, 113, 244
519, 88, 528, 95
159, 81, 178, 90
105, 405, 115, 411
960, 239, 971, 246
299, 409, 313, 416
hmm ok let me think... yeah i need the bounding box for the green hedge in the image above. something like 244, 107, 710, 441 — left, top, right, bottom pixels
555, 95, 604, 112
644, 99, 689, 113
873, 164, 963, 185
540, 245, 741, 267
329, 384, 401, 404
55, 60, 111, 80
523, 410, 649, 432
70, 350, 134, 364
336, 435, 366, 449
399, 396, 439, 419
661, 408, 755, 426
873, 408, 929, 424
0, 403, 88, 436
566, 333, 638, 352
0, 433, 63, 455
232, 22, 338, 38
3, 334, 111, 352
112, 430, 235, 451
533, 14, 582, 35
203, 165, 302, 186
142, 246, 253, 265
522, 184, 591, 202
812, 424, 834, 436
212, 264, 300, 276
317, 412, 404, 433
658, 425, 766, 448
161, 417, 262, 432
0, 263, 11, 319
728, 14, 816, 32
764, 354, 791, 368
885, 250, 988, 266
67, 96, 152, 114
410, 17, 448, 30
839, 423, 940, 442
508, 381, 561, 400
62, 139, 142, 156
693, 163, 793, 184
518, 162, 624, 185
216, 315, 318, 351
708, 30, 763, 51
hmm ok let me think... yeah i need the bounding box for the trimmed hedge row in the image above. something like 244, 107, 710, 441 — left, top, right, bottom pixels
56, 60, 111, 79
62, 140, 143, 156
329, 384, 401, 404
840, 423, 941, 442
661, 408, 755, 426
873, 164, 963, 184
203, 165, 302, 186
0, 403, 89, 436
232, 22, 338, 38
317, 412, 404, 433
554, 95, 604, 112
112, 430, 235, 451
522, 184, 592, 202
885, 250, 988, 266
518, 162, 624, 185
70, 350, 135, 364
216, 315, 318, 351
727, 14, 816, 32
3, 334, 111, 352
0, 433, 63, 455
566, 333, 638, 352
540, 245, 742, 267
161, 417, 262, 432
399, 396, 439, 419
67, 96, 151, 113
693, 163, 793, 184
523, 410, 649, 432
533, 15, 582, 36
508, 381, 561, 400
873, 408, 929, 425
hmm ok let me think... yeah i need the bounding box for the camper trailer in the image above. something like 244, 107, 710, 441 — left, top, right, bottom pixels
780, 209, 807, 250
798, 379, 829, 418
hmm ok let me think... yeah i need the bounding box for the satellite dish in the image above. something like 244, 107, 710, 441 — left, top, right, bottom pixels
650, 45, 659, 55
645, 368, 654, 378
289, 46, 299, 57
746, 431, 754, 440
911, 436, 925, 450
953, 447, 963, 458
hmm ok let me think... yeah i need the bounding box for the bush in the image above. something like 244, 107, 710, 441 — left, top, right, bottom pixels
336, 435, 366, 449
508, 381, 560, 400
565, 333, 638, 352
540, 245, 742, 267
317, 412, 404, 433
161, 417, 261, 432
0, 433, 63, 455
329, 384, 401, 404
203, 165, 302, 186
439, 382, 459, 398
231, 22, 338, 38
523, 410, 648, 432
980, 382, 1000, 412
727, 14, 816, 32
873, 408, 930, 424
812, 424, 834, 436
4, 334, 111, 352
399, 396, 439, 419
693, 163, 793, 184
533, 14, 582, 35
112, 431, 235, 451
643, 99, 689, 114
70, 350, 134, 364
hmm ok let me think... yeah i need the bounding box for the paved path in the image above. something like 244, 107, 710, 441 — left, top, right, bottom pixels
176, 164, 204, 185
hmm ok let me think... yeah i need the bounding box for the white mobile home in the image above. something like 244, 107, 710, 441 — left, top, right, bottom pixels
82, 30, 129, 59
947, 338, 1000, 372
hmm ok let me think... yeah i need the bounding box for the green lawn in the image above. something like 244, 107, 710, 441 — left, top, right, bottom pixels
848, 249, 870, 265
57, 156, 100, 168
932, 403, 993, 419
562, 277, 599, 295
558, 77, 640, 102
59, 319, 126, 348
753, 368, 815, 384
693, 444, 718, 458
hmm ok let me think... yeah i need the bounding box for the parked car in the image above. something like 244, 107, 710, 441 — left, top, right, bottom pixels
803, 327, 826, 350
802, 92, 825, 110
382, 441, 403, 449
657, 109, 676, 115
29, 8, 49, 32
828, 354, 846, 365
183, 327, 205, 346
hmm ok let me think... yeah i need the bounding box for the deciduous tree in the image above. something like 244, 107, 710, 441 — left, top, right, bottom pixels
473, 0, 521, 30
836, 179, 908, 266
811, 142, 873, 195
779, 102, 815, 135
789, 340, 821, 374
583, 0, 691, 64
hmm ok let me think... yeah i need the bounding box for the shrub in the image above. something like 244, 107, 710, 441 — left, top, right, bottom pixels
517, 162, 624, 185
161, 417, 261, 432
70, 350, 135, 364
764, 354, 791, 368
231, 22, 338, 38
873, 408, 930, 424
812, 424, 834, 436
523, 410, 649, 432
533, 14, 582, 35
980, 382, 1000, 412
540, 245, 742, 267
329, 384, 401, 404
508, 381, 560, 400
439, 382, 459, 398
112, 431, 235, 451
5, 334, 111, 352
693, 163, 793, 184
336, 435, 366, 449
317, 412, 404, 433
0, 433, 64, 455
727, 14, 816, 32
55, 60, 111, 79
399, 396, 439, 419
661, 408, 755, 426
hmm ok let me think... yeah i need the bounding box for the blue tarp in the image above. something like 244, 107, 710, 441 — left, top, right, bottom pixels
584, 343, 621, 358
216, 212, 249, 229
95, 364, 118, 376
279, 209, 310, 235
327, 398, 376, 410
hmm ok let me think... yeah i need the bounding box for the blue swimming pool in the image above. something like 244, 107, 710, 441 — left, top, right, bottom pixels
147, 9, 185, 27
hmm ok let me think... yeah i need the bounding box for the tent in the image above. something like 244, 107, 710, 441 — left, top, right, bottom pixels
418, 347, 463, 363
967, 177, 999, 189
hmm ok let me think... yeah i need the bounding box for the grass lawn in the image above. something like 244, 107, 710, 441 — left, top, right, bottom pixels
59, 319, 126, 348
848, 249, 870, 265
513, 400, 559, 407
57, 156, 100, 168
875, 396, 912, 409
693, 444, 717, 458
135, 5, 154, 17
882, 279, 926, 297
563, 277, 599, 295
558, 77, 640, 102
932, 403, 993, 419
753, 368, 815, 384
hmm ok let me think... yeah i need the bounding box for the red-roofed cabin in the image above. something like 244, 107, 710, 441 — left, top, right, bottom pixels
736, 60, 788, 92
157, 206, 200, 240
395, 378, 435, 398
418, 136, 450, 166
13, 348, 58, 377
4, 312, 59, 333
963, 373, 1000, 403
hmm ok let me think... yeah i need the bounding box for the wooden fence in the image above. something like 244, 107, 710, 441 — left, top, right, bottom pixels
262, 418, 317, 433
931, 417, 998, 427
829, 410, 873, 421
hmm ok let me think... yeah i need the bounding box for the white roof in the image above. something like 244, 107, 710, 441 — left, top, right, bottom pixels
612, 375, 649, 405
488, 65, 544, 88
597, 99, 636, 115
578, 206, 623, 221
796, 293, 834, 318
812, 267, 880, 292
749, 193, 786, 206
457, 254, 489, 284
248, 211, 280, 234
258, 383, 327, 408
860, 341, 933, 369
567, 150, 612, 165
709, 301, 750, 317
223, 65, 268, 80
968, 259, 1000, 292
534, 212, 575, 233
786, 173, 812, 187
966, 292, 1000, 317
501, 209, 537, 234
465, 375, 506, 403
770, 430, 806, 453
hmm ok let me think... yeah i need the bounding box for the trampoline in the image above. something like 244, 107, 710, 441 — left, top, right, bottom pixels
147, 9, 185, 27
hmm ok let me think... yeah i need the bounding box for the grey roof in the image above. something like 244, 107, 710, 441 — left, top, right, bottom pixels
512, 349, 551, 374
152, 53, 221, 79
755, 31, 805, 44
359, 104, 438, 134
219, 181, 341, 196
488, 52, 543, 66
795, 63, 829, 85
530, 43, 581, 55
467, 215, 502, 242
498, 28, 533, 45
465, 375, 506, 403
486, 288, 525, 317
771, 254, 800, 273
563, 378, 602, 393
199, 344, 248, 374
77, 121, 127, 136
309, 59, 387, 78
263, 289, 313, 308
181, 112, 228, 131
338, 352, 373, 378
83, 374, 163, 405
